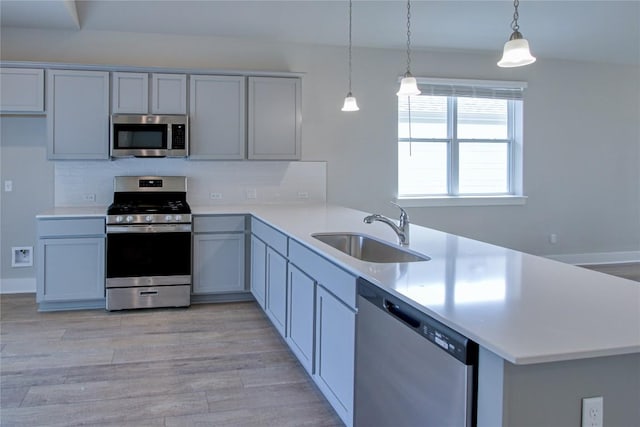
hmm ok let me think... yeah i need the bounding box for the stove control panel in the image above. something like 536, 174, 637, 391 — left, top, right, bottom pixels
108, 214, 192, 225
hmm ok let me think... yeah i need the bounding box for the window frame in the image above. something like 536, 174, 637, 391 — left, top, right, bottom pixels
397, 78, 527, 207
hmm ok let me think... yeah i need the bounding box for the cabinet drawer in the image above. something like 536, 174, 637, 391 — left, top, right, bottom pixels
38, 217, 105, 238
289, 239, 355, 308
193, 215, 246, 233
251, 218, 288, 256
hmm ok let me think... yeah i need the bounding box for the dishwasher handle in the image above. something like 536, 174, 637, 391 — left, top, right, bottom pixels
384, 299, 420, 328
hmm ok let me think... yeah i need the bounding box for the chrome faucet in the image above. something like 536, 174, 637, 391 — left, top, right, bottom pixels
364, 202, 410, 246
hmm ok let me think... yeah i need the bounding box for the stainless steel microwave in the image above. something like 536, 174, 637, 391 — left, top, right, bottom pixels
110, 114, 189, 158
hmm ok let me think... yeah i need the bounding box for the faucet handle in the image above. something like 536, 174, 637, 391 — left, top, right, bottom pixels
390, 201, 409, 223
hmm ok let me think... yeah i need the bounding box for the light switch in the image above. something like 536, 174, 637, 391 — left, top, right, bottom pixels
4, 180, 12, 192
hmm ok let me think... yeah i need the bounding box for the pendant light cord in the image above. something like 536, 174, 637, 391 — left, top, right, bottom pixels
405, 0, 412, 75
511, 0, 520, 33
347, 0, 353, 93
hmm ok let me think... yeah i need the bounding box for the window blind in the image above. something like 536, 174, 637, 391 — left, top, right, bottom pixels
415, 77, 527, 100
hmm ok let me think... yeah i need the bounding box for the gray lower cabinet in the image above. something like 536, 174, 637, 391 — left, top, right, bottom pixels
315, 285, 356, 426
36, 217, 106, 311
192, 215, 249, 302
250, 235, 267, 309
287, 263, 315, 375
254, 232, 356, 427
265, 247, 287, 336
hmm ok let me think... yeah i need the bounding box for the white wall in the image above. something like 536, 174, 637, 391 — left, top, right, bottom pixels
1, 27, 638, 287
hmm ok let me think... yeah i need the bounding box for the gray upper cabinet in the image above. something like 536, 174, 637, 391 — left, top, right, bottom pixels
0, 68, 45, 113
47, 69, 110, 160
111, 72, 149, 114
151, 73, 187, 114
112, 72, 186, 114
248, 76, 302, 160
189, 75, 246, 160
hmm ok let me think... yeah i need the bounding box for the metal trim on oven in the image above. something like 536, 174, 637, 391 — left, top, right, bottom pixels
106, 275, 192, 288
107, 224, 192, 233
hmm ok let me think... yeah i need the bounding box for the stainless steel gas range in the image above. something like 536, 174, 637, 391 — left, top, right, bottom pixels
106, 176, 192, 311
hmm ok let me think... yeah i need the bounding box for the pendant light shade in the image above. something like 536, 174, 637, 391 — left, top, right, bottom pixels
498, 0, 536, 68
341, 0, 359, 112
397, 0, 421, 97
397, 72, 421, 96
341, 93, 360, 111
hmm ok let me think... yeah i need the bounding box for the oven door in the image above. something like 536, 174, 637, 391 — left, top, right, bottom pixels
106, 224, 191, 288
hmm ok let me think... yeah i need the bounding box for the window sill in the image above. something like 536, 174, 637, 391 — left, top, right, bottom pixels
396, 195, 528, 207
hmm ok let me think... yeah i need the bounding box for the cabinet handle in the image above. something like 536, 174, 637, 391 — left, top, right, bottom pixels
139, 290, 159, 296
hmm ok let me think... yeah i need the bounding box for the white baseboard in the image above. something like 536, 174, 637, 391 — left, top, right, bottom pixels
544, 251, 640, 266
0, 277, 36, 294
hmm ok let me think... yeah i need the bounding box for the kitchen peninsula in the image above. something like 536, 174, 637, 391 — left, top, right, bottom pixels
36, 203, 640, 427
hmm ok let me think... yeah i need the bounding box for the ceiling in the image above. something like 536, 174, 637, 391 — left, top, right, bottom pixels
1, 0, 639, 65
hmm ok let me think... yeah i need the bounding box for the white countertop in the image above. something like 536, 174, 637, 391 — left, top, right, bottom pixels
39, 203, 640, 365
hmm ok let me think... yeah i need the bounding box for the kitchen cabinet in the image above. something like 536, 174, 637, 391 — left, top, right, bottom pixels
248, 76, 301, 160
112, 72, 186, 114
151, 73, 187, 114
315, 285, 356, 427
266, 247, 287, 336
0, 68, 45, 113
288, 239, 356, 426
287, 263, 315, 375
192, 215, 248, 301
111, 72, 149, 114
251, 218, 289, 337
47, 69, 110, 160
36, 217, 105, 311
189, 75, 246, 159
250, 235, 267, 309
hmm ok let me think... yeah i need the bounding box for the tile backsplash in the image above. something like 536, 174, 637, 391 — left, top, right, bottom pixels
55, 159, 327, 207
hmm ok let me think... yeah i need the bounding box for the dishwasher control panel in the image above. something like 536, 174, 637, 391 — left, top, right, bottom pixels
357, 277, 478, 365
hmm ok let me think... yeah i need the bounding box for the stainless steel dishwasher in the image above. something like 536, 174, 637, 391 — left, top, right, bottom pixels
355, 278, 479, 427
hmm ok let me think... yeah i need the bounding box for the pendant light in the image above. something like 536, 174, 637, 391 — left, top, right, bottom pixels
497, 0, 536, 68
397, 0, 420, 97
341, 0, 359, 111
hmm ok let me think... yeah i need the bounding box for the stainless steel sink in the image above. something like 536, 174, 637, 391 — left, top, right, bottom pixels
311, 232, 430, 263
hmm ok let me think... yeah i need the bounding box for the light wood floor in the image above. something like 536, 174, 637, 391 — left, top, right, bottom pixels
0, 295, 343, 427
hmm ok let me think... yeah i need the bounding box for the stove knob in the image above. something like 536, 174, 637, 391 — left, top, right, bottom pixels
164, 215, 173, 222
175, 214, 183, 222
115, 216, 124, 223
126, 215, 134, 223
145, 215, 154, 223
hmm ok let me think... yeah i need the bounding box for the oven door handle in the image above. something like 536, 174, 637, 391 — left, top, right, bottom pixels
107, 224, 192, 233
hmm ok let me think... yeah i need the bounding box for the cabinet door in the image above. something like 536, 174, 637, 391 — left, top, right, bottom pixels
287, 264, 315, 374
315, 286, 355, 426
47, 69, 110, 159
193, 233, 245, 294
0, 68, 44, 113
248, 76, 301, 160
266, 247, 287, 336
189, 75, 246, 159
37, 237, 105, 302
250, 235, 267, 309
151, 73, 187, 114
112, 72, 149, 113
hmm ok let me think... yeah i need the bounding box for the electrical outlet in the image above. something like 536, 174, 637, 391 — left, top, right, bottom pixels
82, 193, 96, 202
297, 191, 309, 199
4, 180, 13, 192
245, 189, 257, 200
210, 192, 223, 200
549, 233, 558, 244
582, 396, 603, 427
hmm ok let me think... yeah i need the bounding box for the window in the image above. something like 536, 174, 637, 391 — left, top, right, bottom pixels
398, 78, 526, 206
